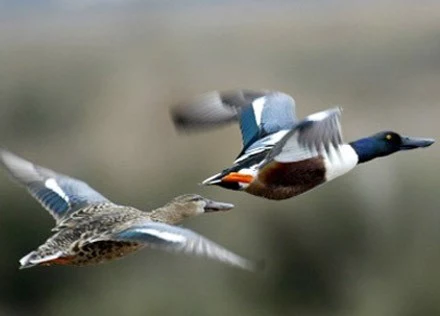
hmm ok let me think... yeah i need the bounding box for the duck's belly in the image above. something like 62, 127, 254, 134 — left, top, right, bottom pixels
246, 176, 326, 200
246, 161, 325, 200
246, 183, 322, 200
247, 145, 358, 200
59, 241, 144, 266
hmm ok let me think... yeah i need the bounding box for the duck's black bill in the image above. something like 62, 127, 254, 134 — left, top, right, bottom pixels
400, 136, 435, 150
204, 199, 234, 212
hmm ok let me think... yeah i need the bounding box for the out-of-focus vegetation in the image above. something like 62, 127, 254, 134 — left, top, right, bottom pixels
0, 1, 439, 315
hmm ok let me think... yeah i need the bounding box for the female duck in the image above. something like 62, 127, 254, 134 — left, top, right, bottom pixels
0, 149, 257, 271
172, 89, 434, 200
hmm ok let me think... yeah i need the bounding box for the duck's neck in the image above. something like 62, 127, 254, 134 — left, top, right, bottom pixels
349, 138, 379, 164
149, 204, 198, 225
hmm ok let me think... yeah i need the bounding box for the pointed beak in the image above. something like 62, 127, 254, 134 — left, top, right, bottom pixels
203, 199, 234, 212
400, 136, 435, 150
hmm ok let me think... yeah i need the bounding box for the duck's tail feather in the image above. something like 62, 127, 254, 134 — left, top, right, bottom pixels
201, 172, 224, 185
19, 250, 64, 269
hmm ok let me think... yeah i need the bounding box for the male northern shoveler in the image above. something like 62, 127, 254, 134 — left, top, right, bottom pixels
172, 89, 435, 200
0, 149, 258, 271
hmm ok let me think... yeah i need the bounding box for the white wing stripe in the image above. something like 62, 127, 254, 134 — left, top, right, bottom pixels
252, 96, 266, 127
139, 228, 187, 243
45, 178, 70, 203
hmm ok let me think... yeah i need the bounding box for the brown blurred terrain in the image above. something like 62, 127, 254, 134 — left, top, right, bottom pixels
0, 1, 439, 315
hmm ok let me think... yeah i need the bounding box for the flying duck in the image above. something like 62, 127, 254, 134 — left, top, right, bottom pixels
171, 89, 435, 200
0, 149, 258, 271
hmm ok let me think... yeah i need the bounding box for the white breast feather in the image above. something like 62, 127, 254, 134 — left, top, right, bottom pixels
323, 144, 358, 181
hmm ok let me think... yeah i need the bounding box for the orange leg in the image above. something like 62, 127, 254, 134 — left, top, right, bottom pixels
221, 172, 254, 184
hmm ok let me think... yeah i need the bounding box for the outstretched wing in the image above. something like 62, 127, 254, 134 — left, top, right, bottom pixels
108, 221, 260, 271
171, 90, 297, 150
264, 107, 344, 164
0, 149, 111, 222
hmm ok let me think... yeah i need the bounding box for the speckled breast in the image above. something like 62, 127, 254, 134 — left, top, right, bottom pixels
69, 241, 144, 266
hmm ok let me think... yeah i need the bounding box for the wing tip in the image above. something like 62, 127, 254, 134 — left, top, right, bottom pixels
170, 89, 274, 132
0, 148, 31, 182
307, 107, 342, 122
331, 106, 343, 119
169, 109, 192, 132
235, 257, 266, 273
0, 148, 33, 169
0, 148, 14, 165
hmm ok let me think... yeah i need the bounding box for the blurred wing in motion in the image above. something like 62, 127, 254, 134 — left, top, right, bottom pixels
110, 221, 261, 271
0, 149, 111, 222
171, 90, 297, 150
265, 107, 343, 164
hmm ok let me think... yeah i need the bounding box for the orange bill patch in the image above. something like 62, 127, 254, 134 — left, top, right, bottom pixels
221, 172, 254, 184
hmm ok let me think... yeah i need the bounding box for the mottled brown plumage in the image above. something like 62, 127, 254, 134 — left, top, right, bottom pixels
19, 195, 251, 269
32, 196, 232, 267
0, 150, 258, 271
27, 204, 149, 267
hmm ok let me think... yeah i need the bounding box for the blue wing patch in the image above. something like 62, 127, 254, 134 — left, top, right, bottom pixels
29, 184, 70, 215
237, 92, 297, 152
239, 105, 261, 150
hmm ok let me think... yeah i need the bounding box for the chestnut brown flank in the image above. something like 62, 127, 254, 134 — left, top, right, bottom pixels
246, 156, 326, 200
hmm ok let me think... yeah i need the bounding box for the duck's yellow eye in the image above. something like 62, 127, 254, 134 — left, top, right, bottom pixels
386, 134, 392, 140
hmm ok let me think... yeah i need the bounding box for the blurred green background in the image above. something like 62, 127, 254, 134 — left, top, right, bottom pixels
0, 1, 439, 315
